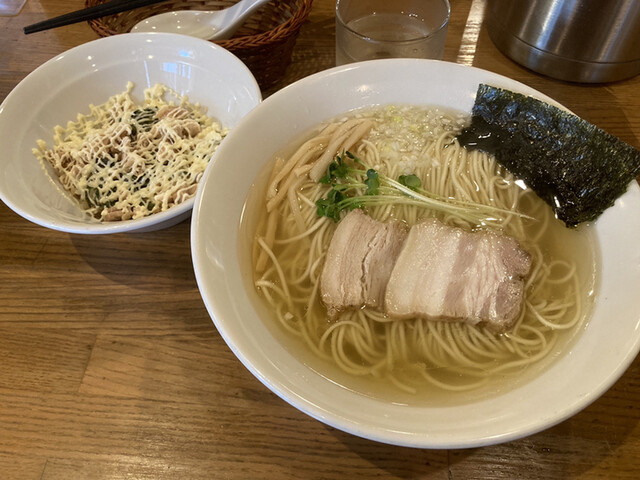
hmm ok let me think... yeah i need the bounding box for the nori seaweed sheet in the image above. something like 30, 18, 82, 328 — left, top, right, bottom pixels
457, 84, 640, 227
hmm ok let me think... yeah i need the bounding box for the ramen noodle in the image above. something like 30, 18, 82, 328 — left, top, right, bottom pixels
250, 105, 597, 395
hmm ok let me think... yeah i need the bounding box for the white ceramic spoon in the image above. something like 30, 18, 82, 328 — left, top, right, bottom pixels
131, 0, 271, 40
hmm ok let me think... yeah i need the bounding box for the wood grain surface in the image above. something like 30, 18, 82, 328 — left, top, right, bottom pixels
1, 1, 639, 479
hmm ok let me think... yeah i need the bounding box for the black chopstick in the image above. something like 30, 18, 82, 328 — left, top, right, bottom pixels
24, 0, 171, 34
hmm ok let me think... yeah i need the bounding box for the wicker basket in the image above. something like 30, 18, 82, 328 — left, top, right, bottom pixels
86, 0, 314, 90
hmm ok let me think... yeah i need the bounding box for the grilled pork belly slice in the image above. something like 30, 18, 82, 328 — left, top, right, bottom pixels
320, 209, 408, 318
385, 218, 531, 333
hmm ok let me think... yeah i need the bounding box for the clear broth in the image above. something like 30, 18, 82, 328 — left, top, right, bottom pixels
238, 107, 599, 406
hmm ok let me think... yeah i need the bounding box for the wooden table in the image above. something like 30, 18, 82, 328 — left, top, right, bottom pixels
1, 1, 639, 478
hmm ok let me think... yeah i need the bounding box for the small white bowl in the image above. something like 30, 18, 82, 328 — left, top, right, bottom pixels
191, 59, 640, 448
0, 33, 261, 234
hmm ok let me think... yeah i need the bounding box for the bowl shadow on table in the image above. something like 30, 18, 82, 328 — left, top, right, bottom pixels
319, 426, 464, 477
69, 217, 196, 293
320, 355, 640, 478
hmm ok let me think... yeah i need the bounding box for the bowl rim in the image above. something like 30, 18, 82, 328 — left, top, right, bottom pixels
0, 32, 261, 234
190, 58, 640, 448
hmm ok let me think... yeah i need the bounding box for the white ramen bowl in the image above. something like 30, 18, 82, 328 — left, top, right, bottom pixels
191, 59, 640, 448
0, 33, 261, 234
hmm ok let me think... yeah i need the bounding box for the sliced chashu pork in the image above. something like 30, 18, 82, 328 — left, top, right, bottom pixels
320, 209, 408, 318
384, 218, 531, 333
320, 212, 532, 333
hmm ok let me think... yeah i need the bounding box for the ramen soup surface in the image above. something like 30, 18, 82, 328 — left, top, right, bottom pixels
241, 105, 598, 406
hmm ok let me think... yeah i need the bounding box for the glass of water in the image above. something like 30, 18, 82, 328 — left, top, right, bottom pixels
335, 0, 451, 66
0, 0, 27, 16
